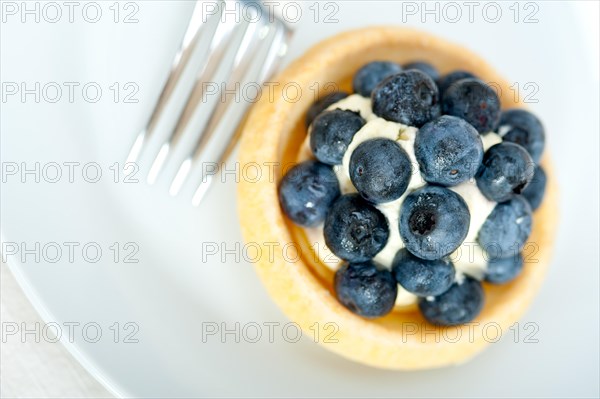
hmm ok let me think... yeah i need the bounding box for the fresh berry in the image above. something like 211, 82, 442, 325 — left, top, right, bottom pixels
418, 276, 484, 326
478, 195, 532, 259
335, 261, 398, 318
352, 61, 403, 96
278, 160, 340, 227
476, 142, 534, 202
403, 61, 440, 81
415, 115, 484, 186
441, 78, 501, 133
498, 109, 546, 163
521, 165, 547, 211
392, 248, 455, 296
437, 70, 476, 97
485, 253, 524, 284
310, 109, 366, 165
305, 91, 349, 127
399, 185, 470, 260
349, 138, 412, 203
324, 194, 389, 262
371, 70, 441, 127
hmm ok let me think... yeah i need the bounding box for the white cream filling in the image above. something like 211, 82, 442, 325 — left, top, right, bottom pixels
299, 94, 502, 306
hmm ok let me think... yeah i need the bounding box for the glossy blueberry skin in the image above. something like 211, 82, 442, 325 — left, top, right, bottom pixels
349, 138, 412, 203
392, 248, 455, 296
478, 195, 532, 259
352, 61, 403, 96
334, 261, 398, 318
415, 115, 484, 186
522, 165, 547, 211
437, 70, 476, 97
403, 61, 440, 81
399, 185, 470, 260
476, 142, 535, 202
441, 78, 501, 134
310, 109, 366, 165
305, 91, 349, 127
278, 160, 340, 227
324, 194, 389, 262
486, 253, 524, 284
418, 276, 484, 326
498, 109, 546, 163
372, 70, 441, 127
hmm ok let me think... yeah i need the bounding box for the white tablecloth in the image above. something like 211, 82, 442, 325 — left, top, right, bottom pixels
1, 262, 112, 398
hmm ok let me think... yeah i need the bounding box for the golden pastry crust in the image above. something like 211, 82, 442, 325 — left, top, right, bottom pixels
237, 26, 558, 369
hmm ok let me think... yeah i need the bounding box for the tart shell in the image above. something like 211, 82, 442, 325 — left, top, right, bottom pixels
237, 27, 558, 369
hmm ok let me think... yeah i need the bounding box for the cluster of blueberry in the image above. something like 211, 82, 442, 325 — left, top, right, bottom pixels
278, 60, 547, 326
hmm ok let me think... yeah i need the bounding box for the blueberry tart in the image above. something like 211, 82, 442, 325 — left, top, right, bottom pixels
238, 27, 557, 369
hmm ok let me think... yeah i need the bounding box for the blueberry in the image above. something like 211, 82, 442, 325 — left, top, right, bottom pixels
310, 109, 366, 165
415, 115, 484, 186
403, 61, 440, 81
478, 195, 532, 259
392, 248, 455, 296
305, 91, 349, 127
441, 78, 501, 133
485, 253, 524, 284
349, 138, 412, 203
352, 61, 403, 96
476, 142, 534, 202
278, 160, 340, 227
522, 165, 547, 211
372, 70, 441, 127
498, 109, 546, 163
418, 276, 484, 326
334, 261, 398, 318
399, 186, 470, 260
436, 70, 477, 97
324, 194, 389, 262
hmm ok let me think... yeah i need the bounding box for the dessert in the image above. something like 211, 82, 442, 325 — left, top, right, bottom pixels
237, 27, 557, 369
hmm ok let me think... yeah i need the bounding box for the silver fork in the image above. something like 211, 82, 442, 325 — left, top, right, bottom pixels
125, 0, 294, 205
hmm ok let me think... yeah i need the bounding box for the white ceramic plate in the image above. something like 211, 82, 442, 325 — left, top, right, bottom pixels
1, 1, 598, 397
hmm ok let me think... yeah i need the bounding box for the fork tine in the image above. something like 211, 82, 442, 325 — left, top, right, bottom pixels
168, 18, 265, 196
124, 0, 211, 166
146, 14, 238, 184
190, 22, 292, 206
255, 23, 293, 83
